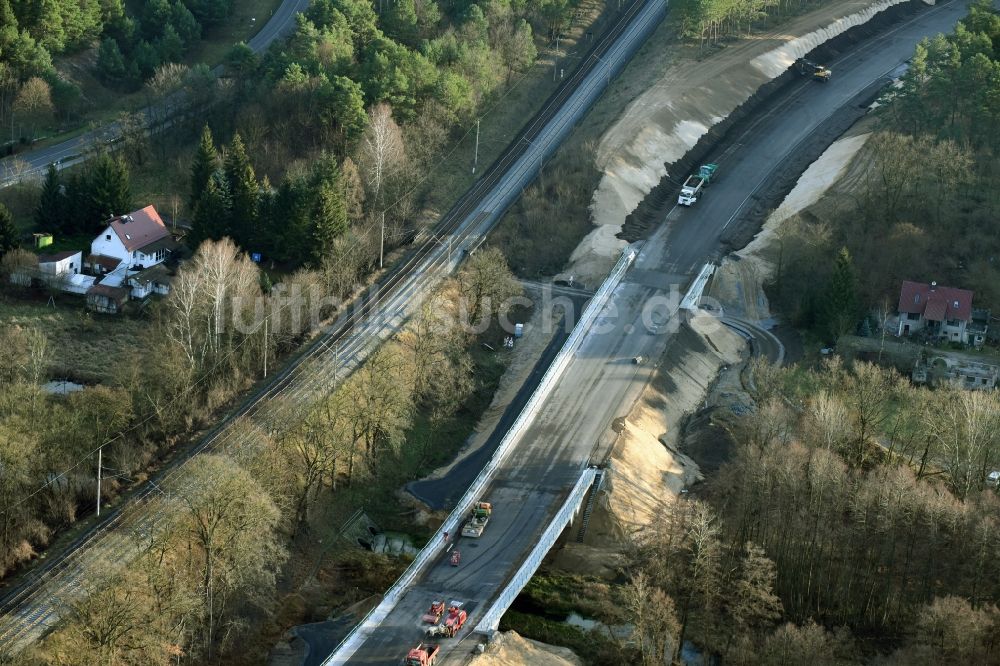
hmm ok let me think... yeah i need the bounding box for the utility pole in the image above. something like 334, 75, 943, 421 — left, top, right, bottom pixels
263, 317, 268, 378
379, 211, 385, 269
96, 446, 102, 517
472, 119, 480, 174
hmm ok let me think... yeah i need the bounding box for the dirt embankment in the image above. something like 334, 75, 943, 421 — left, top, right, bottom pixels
708, 128, 873, 321
567, 0, 923, 285
552, 312, 746, 574
472, 630, 583, 666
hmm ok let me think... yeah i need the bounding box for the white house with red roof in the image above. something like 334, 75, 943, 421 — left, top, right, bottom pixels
83, 205, 177, 309
896, 280, 977, 344
86, 205, 175, 275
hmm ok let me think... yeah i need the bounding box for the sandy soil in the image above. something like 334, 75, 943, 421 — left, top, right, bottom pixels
469, 631, 583, 666
566, 0, 911, 285
708, 130, 872, 321
551, 312, 745, 574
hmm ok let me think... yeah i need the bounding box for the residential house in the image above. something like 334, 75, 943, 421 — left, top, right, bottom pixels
86, 205, 176, 276
83, 205, 177, 308
896, 280, 982, 345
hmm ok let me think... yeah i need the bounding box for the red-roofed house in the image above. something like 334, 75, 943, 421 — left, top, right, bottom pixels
897, 280, 978, 344
87, 205, 177, 273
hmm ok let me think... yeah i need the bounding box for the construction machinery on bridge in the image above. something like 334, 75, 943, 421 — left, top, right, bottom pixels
421, 601, 445, 624
425, 603, 468, 638
404, 643, 440, 666
677, 163, 718, 206
460, 501, 492, 538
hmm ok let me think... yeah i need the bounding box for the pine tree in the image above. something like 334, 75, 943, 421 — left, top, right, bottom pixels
311, 179, 347, 264
85, 153, 132, 231
188, 175, 229, 250
821, 247, 859, 342
223, 133, 257, 248
0, 203, 17, 258
189, 124, 218, 211
35, 164, 66, 234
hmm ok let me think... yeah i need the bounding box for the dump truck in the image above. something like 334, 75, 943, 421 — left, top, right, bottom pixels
404, 643, 440, 666
426, 603, 468, 638
795, 58, 831, 82
677, 164, 718, 206
460, 501, 492, 538
421, 601, 445, 624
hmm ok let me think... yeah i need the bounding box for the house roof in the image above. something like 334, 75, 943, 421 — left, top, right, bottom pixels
37, 250, 80, 263
86, 283, 128, 303
898, 281, 973, 322
136, 235, 178, 256
107, 205, 169, 253
129, 263, 174, 286
86, 254, 122, 272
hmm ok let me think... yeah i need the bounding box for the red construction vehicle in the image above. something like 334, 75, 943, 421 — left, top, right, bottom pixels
404, 643, 440, 666
421, 601, 445, 624
426, 602, 467, 638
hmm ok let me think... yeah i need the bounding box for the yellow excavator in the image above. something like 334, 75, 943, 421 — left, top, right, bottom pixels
796, 58, 832, 83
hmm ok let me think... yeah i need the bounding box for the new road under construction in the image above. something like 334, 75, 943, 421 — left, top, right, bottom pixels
0, 0, 669, 654
323, 1, 977, 664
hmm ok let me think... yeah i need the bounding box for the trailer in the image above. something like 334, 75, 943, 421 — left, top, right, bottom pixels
677, 163, 719, 206
460, 501, 492, 538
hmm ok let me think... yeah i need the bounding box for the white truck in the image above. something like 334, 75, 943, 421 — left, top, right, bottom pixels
677, 164, 718, 206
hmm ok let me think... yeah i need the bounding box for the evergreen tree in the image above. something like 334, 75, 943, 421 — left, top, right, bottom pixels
96, 37, 126, 82
271, 175, 311, 263
85, 153, 132, 231
223, 133, 257, 248
311, 178, 347, 264
190, 125, 218, 211
188, 175, 229, 250
0, 203, 17, 258
821, 247, 859, 342
35, 164, 66, 234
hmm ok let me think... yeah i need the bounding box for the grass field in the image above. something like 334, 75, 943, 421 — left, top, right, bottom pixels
0, 293, 148, 384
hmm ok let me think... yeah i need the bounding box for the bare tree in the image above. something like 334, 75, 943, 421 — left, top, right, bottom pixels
625, 571, 680, 666
458, 247, 523, 330
174, 454, 286, 658
360, 103, 404, 206
12, 77, 53, 140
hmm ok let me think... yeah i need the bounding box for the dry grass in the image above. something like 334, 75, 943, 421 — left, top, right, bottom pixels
489, 144, 600, 278
0, 293, 147, 384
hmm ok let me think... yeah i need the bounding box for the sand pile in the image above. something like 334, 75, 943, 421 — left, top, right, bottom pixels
470, 631, 583, 666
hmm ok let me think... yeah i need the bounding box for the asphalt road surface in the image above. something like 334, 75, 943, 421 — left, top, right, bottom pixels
0, 0, 668, 654
0, 0, 310, 187
340, 2, 976, 664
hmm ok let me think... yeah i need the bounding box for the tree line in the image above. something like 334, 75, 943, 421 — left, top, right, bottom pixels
620, 359, 1000, 666
768, 0, 1000, 340
670, 0, 838, 48
0, 239, 523, 662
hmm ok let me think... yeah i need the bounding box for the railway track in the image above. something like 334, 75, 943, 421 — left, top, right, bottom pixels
0, 0, 659, 652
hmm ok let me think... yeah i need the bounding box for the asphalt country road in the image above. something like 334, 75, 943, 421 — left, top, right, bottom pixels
0, 0, 311, 187
339, 2, 977, 664
0, 0, 668, 654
